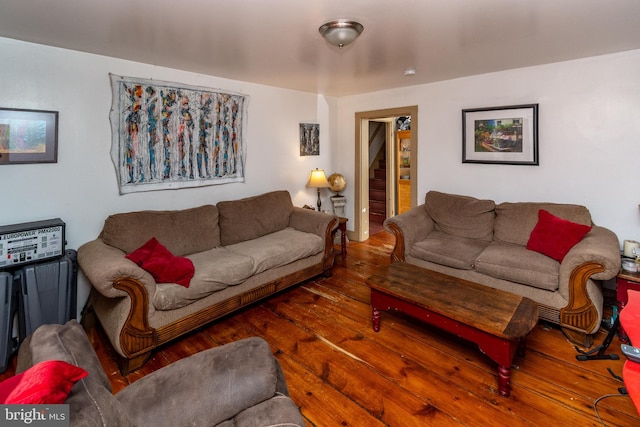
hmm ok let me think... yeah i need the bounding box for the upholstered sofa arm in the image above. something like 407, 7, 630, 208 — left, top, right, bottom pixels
116, 337, 302, 426
383, 205, 435, 262
556, 225, 620, 341
289, 207, 338, 237
560, 226, 621, 281
78, 238, 157, 299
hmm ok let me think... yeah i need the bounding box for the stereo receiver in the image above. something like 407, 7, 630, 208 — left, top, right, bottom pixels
0, 218, 65, 269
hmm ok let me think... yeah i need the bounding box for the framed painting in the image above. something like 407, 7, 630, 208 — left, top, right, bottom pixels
0, 108, 58, 164
462, 104, 538, 165
300, 123, 320, 156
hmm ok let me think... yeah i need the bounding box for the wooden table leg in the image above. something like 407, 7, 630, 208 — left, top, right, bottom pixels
479, 338, 520, 398
517, 339, 527, 358
372, 307, 381, 332
497, 365, 511, 397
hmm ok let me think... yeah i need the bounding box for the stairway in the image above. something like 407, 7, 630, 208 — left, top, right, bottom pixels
369, 158, 386, 226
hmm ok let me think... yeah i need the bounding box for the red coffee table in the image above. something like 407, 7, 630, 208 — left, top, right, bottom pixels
366, 262, 538, 397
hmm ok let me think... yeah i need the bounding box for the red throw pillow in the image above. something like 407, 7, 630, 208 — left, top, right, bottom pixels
126, 237, 195, 288
526, 209, 592, 262
0, 360, 87, 404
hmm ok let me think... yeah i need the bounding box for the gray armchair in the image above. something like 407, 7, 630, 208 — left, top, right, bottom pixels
16, 321, 305, 427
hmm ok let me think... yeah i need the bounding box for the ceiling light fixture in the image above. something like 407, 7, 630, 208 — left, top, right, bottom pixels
404, 68, 417, 76
318, 20, 364, 49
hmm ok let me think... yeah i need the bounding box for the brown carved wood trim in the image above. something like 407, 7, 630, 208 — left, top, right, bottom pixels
561, 327, 593, 348
323, 217, 339, 272
113, 278, 157, 358
385, 222, 406, 262
155, 263, 324, 346
118, 351, 152, 376
559, 262, 605, 339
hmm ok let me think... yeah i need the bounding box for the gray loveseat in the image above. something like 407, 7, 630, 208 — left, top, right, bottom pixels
384, 191, 621, 347
16, 320, 305, 427
78, 190, 337, 374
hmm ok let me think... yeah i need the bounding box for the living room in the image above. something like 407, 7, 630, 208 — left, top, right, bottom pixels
1, 1, 640, 425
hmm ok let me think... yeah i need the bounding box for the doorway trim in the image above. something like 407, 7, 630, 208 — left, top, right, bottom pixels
354, 105, 418, 242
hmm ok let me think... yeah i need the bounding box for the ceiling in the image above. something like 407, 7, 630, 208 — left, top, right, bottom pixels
1, 0, 640, 97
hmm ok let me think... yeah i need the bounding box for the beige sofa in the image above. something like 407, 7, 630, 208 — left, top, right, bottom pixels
384, 191, 621, 347
78, 190, 337, 374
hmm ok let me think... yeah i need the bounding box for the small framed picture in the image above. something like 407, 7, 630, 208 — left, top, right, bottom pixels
300, 123, 320, 156
462, 104, 538, 165
0, 107, 59, 164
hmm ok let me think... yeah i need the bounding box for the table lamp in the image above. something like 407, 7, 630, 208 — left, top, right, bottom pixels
306, 168, 330, 212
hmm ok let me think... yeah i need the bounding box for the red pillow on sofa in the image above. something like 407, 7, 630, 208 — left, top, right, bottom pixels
0, 360, 87, 404
526, 209, 592, 262
126, 237, 195, 288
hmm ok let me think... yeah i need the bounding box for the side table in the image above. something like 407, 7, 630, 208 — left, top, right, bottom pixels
332, 217, 348, 259
616, 268, 640, 343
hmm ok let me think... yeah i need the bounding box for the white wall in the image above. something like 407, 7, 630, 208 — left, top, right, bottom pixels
3, 36, 639, 315
0, 38, 334, 313
335, 49, 640, 247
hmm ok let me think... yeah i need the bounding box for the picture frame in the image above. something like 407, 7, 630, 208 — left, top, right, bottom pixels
0, 107, 59, 164
299, 123, 320, 156
462, 104, 538, 165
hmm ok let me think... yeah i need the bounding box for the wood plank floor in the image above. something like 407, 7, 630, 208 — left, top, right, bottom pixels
5, 231, 639, 426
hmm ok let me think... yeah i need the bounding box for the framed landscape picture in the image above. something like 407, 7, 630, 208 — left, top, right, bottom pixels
0, 107, 58, 164
462, 104, 538, 165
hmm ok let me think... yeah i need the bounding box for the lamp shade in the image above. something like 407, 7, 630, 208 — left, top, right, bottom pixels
306, 168, 330, 188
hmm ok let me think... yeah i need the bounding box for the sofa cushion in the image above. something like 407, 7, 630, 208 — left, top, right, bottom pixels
526, 209, 592, 261
227, 394, 306, 427
218, 190, 293, 246
101, 204, 220, 256
424, 191, 495, 241
153, 247, 255, 310
1, 360, 87, 404
17, 321, 110, 390
225, 228, 324, 275
116, 337, 279, 427
67, 381, 134, 426
494, 202, 592, 247
126, 237, 195, 287
475, 242, 560, 291
410, 230, 490, 270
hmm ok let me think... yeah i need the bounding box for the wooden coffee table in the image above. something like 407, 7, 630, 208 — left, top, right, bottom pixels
366, 262, 538, 397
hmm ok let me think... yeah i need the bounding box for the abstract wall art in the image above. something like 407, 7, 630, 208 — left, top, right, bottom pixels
110, 74, 249, 194
299, 123, 320, 156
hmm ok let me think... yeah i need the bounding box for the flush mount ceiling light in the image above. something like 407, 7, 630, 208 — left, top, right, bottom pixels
318, 19, 364, 48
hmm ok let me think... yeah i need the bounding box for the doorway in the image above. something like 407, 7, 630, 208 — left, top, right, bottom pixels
354, 106, 418, 242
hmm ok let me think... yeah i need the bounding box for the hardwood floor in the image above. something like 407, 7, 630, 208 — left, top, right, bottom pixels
4, 231, 638, 426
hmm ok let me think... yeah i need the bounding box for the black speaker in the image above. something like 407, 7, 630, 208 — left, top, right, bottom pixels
17, 249, 77, 341
0, 272, 19, 374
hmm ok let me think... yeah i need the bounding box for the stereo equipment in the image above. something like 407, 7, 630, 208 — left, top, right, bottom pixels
17, 250, 77, 339
0, 218, 65, 269
0, 272, 18, 373
0, 250, 77, 373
